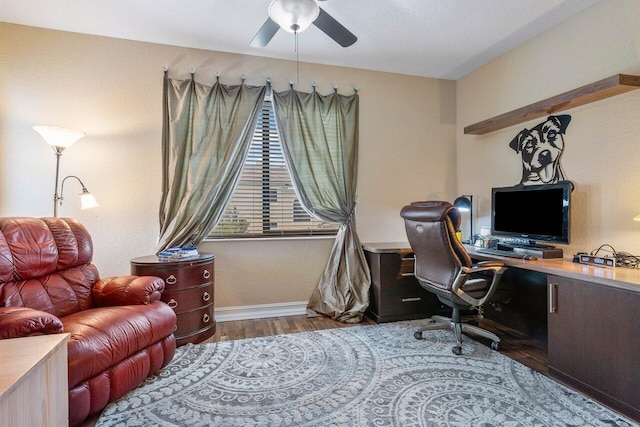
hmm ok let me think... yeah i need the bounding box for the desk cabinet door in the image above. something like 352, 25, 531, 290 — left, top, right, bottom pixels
547, 275, 640, 420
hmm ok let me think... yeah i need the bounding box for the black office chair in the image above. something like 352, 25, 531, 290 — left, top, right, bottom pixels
400, 201, 509, 355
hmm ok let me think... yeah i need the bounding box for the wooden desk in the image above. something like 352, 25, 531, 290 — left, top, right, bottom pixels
467, 245, 640, 422
464, 245, 640, 293
366, 242, 640, 421
362, 242, 441, 323
0, 333, 70, 426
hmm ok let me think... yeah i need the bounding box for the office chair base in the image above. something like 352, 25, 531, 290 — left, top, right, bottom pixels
414, 315, 501, 354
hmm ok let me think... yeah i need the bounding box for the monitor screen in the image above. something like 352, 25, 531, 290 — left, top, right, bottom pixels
491, 182, 572, 244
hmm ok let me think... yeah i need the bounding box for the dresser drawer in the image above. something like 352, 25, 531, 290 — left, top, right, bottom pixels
175, 304, 214, 338
146, 263, 212, 289
162, 283, 214, 314
176, 326, 217, 347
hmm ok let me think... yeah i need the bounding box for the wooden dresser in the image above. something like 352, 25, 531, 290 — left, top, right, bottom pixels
131, 253, 215, 346
363, 242, 441, 323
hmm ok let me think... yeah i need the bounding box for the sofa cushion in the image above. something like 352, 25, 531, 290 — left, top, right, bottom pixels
0, 217, 99, 316
0, 265, 100, 318
64, 301, 177, 388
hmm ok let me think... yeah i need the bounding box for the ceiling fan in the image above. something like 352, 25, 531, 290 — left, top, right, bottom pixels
250, 0, 358, 48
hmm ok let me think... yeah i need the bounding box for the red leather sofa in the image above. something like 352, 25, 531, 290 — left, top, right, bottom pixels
0, 217, 176, 426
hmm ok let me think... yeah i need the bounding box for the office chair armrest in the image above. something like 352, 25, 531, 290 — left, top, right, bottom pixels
475, 261, 505, 269
452, 264, 507, 307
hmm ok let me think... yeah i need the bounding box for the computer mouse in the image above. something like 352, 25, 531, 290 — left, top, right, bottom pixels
523, 254, 537, 260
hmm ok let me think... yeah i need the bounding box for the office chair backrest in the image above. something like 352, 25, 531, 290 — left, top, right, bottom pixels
400, 201, 473, 291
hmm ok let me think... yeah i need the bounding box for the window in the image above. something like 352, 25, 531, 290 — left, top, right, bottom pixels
209, 98, 338, 238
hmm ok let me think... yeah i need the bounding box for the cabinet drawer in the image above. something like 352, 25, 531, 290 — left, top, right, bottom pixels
368, 252, 415, 286
175, 304, 214, 338
371, 279, 436, 317
135, 263, 213, 289
162, 284, 214, 314
398, 256, 415, 279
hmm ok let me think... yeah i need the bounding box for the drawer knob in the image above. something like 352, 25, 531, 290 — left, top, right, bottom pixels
203, 313, 211, 323
203, 269, 211, 279
166, 275, 177, 285
203, 291, 211, 302
167, 298, 178, 309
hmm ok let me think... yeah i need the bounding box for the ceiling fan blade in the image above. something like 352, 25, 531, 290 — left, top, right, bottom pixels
250, 17, 280, 47
313, 8, 357, 47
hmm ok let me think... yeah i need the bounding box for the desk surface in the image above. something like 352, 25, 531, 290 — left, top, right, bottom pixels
464, 245, 640, 293
363, 242, 640, 293
362, 242, 414, 255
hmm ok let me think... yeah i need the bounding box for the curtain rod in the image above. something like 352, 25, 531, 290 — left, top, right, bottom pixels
163, 66, 359, 92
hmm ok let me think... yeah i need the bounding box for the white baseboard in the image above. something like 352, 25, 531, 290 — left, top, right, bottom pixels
215, 301, 308, 322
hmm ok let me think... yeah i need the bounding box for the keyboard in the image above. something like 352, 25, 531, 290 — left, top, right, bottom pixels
475, 248, 526, 259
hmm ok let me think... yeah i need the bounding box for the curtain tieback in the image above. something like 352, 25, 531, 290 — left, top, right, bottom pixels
346, 206, 356, 225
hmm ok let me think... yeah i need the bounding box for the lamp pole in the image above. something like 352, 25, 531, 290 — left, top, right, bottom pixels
468, 195, 474, 243
52, 146, 64, 217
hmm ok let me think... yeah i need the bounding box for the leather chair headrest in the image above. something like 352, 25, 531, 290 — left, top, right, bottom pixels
400, 201, 462, 230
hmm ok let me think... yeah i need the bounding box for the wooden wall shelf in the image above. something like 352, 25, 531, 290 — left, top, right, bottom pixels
464, 74, 640, 135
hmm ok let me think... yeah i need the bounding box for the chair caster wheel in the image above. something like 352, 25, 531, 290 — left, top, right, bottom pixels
491, 341, 500, 351
414, 331, 423, 340
452, 346, 462, 355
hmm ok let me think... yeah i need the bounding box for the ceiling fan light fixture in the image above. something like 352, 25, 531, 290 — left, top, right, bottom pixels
268, 0, 319, 33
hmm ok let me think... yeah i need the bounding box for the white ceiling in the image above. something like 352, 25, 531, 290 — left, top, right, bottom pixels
0, 0, 601, 79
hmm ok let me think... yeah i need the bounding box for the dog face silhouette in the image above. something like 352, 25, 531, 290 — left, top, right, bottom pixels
509, 115, 571, 185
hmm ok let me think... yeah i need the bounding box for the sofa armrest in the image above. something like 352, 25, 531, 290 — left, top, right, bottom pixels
93, 275, 165, 307
0, 307, 63, 339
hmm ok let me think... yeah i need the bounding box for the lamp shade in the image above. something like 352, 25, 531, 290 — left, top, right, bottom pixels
80, 192, 99, 210
634, 214, 640, 222
34, 126, 85, 148
453, 196, 472, 212
268, 0, 319, 33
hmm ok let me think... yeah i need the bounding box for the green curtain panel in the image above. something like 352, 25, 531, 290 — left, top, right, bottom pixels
272, 88, 371, 323
156, 73, 266, 251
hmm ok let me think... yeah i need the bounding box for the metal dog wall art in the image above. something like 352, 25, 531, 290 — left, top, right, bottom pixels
509, 114, 571, 185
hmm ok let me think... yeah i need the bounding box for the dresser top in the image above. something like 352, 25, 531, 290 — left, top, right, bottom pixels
131, 253, 214, 266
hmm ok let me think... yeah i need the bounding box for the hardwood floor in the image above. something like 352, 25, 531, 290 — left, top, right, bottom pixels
202, 314, 548, 375
203, 314, 376, 343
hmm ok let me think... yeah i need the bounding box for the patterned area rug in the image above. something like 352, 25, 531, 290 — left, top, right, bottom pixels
97, 321, 637, 426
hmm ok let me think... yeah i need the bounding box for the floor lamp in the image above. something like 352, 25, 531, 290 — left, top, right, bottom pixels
453, 194, 473, 244
33, 126, 99, 217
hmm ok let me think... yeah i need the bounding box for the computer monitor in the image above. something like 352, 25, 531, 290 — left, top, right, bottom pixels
491, 181, 573, 245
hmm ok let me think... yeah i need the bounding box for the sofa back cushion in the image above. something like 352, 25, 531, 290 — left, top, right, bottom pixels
0, 217, 99, 317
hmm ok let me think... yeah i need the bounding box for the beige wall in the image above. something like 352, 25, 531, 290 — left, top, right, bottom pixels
0, 23, 456, 308
457, 0, 640, 257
